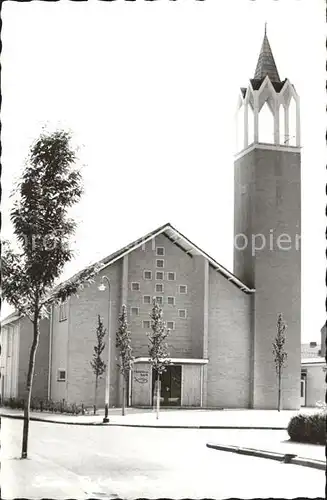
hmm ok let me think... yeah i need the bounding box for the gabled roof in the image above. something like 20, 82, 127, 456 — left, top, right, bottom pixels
56, 223, 255, 296
254, 26, 280, 83
1, 311, 21, 327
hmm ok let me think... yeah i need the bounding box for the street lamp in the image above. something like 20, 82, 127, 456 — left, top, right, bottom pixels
98, 275, 111, 423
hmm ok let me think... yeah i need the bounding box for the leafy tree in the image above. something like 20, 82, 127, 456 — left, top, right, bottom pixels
90, 315, 107, 415
272, 313, 288, 412
2, 130, 99, 459
147, 298, 171, 419
115, 305, 134, 416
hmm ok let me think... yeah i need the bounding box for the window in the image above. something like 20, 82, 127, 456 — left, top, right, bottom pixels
167, 321, 175, 330
156, 259, 164, 269
143, 270, 152, 280
143, 320, 151, 329
143, 295, 151, 304
57, 369, 66, 382
156, 271, 164, 280
59, 303, 67, 322
155, 296, 163, 305
131, 307, 139, 316
155, 283, 164, 293
131, 282, 140, 291
167, 272, 176, 281
167, 296, 175, 306
156, 247, 165, 256
178, 309, 187, 319
179, 285, 187, 294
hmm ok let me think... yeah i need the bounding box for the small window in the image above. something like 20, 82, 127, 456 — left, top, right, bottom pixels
178, 309, 187, 319
57, 369, 66, 382
309, 341, 317, 348
156, 271, 164, 280
179, 285, 187, 294
143, 270, 152, 280
131, 282, 140, 291
167, 272, 176, 281
156, 259, 164, 269
155, 283, 164, 293
143, 295, 151, 304
167, 296, 175, 306
143, 320, 151, 329
156, 247, 165, 256
167, 321, 175, 330
131, 307, 139, 316
155, 296, 163, 305
59, 303, 67, 322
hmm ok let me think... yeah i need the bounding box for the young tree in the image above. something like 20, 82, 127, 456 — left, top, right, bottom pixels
147, 298, 171, 420
2, 130, 99, 459
272, 313, 288, 412
116, 305, 134, 416
90, 315, 107, 415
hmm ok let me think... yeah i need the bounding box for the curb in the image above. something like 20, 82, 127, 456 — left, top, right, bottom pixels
0, 414, 286, 430
206, 443, 326, 471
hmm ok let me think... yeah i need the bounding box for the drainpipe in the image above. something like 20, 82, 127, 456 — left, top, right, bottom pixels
128, 368, 132, 407
47, 306, 53, 400
200, 365, 203, 408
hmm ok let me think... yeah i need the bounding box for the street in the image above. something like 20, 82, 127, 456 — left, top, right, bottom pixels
2, 419, 325, 499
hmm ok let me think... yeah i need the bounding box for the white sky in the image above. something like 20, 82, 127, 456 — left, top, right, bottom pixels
1, 0, 325, 342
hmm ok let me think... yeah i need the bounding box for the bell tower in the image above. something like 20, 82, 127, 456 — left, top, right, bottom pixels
234, 26, 301, 409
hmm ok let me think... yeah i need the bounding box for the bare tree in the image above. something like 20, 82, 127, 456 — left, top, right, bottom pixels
116, 305, 134, 416
147, 298, 170, 419
90, 315, 107, 414
272, 313, 288, 412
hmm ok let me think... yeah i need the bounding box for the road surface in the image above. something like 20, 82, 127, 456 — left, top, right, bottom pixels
2, 419, 325, 499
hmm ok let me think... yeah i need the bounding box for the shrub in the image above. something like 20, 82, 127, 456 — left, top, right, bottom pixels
287, 412, 326, 445
1, 397, 83, 415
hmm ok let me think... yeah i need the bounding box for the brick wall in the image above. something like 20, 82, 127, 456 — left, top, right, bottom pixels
50, 302, 69, 401
252, 149, 301, 409
207, 267, 252, 408
127, 234, 194, 359
65, 263, 122, 406
18, 316, 50, 400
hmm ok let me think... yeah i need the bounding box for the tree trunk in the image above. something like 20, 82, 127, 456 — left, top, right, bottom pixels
156, 373, 160, 420
21, 311, 40, 459
277, 367, 281, 412
122, 377, 125, 416
94, 376, 98, 415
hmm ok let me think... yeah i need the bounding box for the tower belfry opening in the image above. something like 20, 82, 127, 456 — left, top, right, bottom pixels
236, 26, 300, 152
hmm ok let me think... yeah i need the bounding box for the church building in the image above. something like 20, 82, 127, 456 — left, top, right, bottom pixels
0, 29, 302, 410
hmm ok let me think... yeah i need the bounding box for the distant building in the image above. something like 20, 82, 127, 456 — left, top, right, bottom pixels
300, 327, 326, 407
1, 28, 302, 410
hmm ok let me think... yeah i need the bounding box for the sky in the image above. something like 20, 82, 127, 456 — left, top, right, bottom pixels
1, 0, 325, 342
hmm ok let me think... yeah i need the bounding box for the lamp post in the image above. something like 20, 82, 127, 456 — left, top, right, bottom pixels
98, 276, 111, 423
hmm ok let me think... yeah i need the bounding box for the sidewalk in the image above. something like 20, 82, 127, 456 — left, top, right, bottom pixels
205, 428, 325, 463
0, 407, 317, 430
0, 406, 320, 429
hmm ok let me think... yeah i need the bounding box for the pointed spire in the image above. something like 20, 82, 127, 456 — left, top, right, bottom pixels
254, 25, 280, 82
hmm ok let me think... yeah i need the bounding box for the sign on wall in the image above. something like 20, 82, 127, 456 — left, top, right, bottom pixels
133, 369, 149, 384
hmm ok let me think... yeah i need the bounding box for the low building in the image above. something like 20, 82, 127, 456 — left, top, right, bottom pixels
300, 333, 326, 407
0, 312, 50, 402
